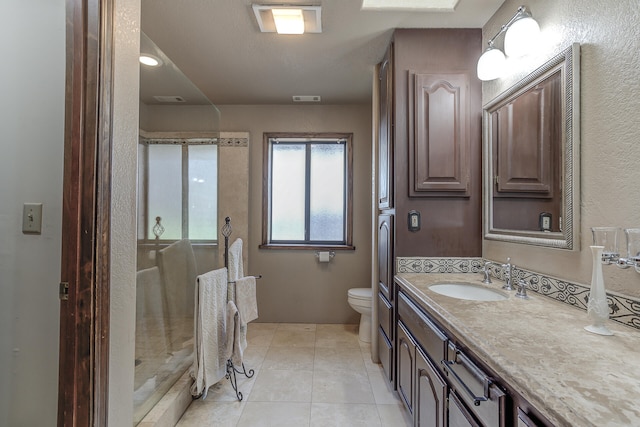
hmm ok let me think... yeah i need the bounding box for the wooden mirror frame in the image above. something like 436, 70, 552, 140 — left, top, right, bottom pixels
483, 43, 580, 249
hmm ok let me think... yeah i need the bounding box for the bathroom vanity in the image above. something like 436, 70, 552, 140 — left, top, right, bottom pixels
394, 272, 640, 427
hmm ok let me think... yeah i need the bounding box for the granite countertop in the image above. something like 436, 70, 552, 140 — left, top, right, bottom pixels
395, 272, 640, 427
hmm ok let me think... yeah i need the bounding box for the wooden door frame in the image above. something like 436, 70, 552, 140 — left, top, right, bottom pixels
58, 0, 114, 425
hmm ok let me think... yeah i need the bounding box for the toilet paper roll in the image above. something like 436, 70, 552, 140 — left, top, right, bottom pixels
318, 251, 331, 262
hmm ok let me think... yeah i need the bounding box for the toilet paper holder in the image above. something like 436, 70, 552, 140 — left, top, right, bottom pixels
315, 251, 336, 261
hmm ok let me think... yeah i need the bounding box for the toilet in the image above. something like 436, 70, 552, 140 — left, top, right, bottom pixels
347, 287, 372, 343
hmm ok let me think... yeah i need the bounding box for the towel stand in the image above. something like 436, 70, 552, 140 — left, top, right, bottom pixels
221, 216, 260, 401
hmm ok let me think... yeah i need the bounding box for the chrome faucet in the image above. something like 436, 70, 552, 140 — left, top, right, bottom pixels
515, 279, 530, 299
502, 257, 514, 290
481, 261, 492, 284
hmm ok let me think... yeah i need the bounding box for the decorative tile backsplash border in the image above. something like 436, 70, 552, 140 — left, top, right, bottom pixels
397, 257, 640, 331
397, 257, 485, 274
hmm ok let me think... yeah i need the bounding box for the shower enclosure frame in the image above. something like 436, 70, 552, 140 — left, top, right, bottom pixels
58, 0, 114, 425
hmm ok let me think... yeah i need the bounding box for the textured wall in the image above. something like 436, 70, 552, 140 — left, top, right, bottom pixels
217, 104, 373, 323
483, 0, 640, 296
0, 1, 65, 425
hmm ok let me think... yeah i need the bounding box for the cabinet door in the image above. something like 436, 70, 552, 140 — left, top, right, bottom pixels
378, 291, 393, 342
397, 321, 415, 415
415, 347, 446, 427
377, 213, 394, 301
378, 47, 393, 209
517, 408, 544, 427
409, 72, 471, 197
448, 391, 481, 427
378, 326, 393, 383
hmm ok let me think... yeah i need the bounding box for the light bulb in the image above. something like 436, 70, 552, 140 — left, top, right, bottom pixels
504, 16, 540, 57
477, 47, 506, 81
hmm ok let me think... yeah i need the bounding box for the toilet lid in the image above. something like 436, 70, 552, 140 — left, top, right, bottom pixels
348, 288, 372, 300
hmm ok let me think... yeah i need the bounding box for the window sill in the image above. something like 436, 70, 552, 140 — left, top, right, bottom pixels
259, 243, 355, 251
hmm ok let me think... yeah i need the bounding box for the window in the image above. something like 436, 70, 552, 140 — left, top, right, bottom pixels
261, 133, 354, 249
137, 138, 218, 243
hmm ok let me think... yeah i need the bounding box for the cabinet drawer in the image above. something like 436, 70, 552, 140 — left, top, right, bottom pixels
398, 292, 447, 367
378, 291, 393, 340
378, 326, 393, 382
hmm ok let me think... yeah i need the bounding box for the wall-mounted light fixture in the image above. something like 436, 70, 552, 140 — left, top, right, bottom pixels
592, 227, 640, 273
477, 5, 540, 81
252, 4, 322, 34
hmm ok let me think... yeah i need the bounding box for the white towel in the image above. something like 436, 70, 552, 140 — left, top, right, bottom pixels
157, 239, 197, 319
228, 238, 244, 281
190, 268, 228, 399
235, 276, 258, 323
225, 300, 247, 367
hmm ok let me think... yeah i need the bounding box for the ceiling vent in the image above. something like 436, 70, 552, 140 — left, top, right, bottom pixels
153, 95, 186, 103
293, 95, 321, 102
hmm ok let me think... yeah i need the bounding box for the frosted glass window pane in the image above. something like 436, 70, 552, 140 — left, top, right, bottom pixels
310, 143, 345, 241
271, 144, 306, 240
147, 145, 182, 240
188, 145, 217, 240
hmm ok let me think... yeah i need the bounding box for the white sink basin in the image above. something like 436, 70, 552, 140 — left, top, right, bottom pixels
429, 283, 507, 301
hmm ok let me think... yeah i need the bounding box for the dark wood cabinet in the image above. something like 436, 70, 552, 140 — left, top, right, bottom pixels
409, 72, 471, 197
378, 214, 393, 300
397, 321, 415, 415
378, 47, 394, 209
378, 325, 393, 382
377, 213, 394, 382
449, 391, 481, 427
387, 29, 482, 257
375, 28, 482, 399
415, 346, 447, 427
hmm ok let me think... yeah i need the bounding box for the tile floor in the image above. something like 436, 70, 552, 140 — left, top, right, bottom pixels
176, 323, 413, 427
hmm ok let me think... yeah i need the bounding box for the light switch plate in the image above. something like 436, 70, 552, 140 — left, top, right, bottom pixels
22, 203, 43, 234
408, 210, 421, 232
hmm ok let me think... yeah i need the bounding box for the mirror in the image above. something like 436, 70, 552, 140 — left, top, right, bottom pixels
483, 43, 580, 249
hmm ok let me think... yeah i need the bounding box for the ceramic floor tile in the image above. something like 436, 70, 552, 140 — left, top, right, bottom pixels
271, 329, 317, 348
312, 369, 375, 404
176, 323, 407, 427
377, 402, 413, 427
246, 323, 278, 347
176, 400, 245, 427
248, 369, 313, 402
310, 403, 381, 427
242, 344, 269, 371
200, 372, 257, 403
361, 345, 382, 374
367, 366, 402, 405
236, 402, 311, 427
276, 323, 317, 332
314, 346, 366, 373
315, 324, 360, 348
262, 346, 315, 371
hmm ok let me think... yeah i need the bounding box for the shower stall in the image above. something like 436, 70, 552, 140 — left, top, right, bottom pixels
134, 32, 221, 425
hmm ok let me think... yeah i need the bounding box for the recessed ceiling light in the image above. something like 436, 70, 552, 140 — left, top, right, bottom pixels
272, 8, 305, 34
139, 54, 162, 67
252, 4, 322, 34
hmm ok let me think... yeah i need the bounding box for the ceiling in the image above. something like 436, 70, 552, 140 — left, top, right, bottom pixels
139, 0, 505, 106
